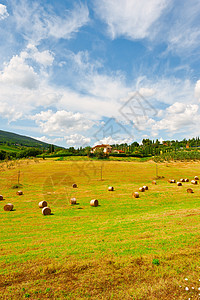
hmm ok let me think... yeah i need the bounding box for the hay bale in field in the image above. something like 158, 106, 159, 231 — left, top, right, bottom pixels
70, 197, 77, 205
108, 186, 114, 191
0, 195, 3, 200
191, 180, 197, 185
133, 192, 139, 198
187, 188, 193, 193
177, 182, 182, 186
90, 199, 99, 207
152, 180, 156, 185
168, 179, 176, 183
143, 185, 148, 190
39, 200, 48, 208
16, 190, 23, 195
72, 183, 77, 188
4, 203, 13, 211
185, 178, 189, 182
42, 206, 51, 215
180, 178, 185, 182
194, 176, 199, 180
139, 187, 145, 192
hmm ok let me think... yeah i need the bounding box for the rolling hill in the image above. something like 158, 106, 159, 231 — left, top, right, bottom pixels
0, 130, 59, 150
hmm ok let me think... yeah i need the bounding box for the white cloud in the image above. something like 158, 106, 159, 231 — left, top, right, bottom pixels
152, 102, 199, 132
93, 0, 168, 40
195, 80, 200, 101
0, 102, 23, 122
167, 1, 200, 54
0, 4, 9, 20
12, 0, 89, 43
26, 44, 54, 67
34, 136, 64, 145
65, 134, 91, 147
0, 54, 39, 89
93, 136, 133, 146
31, 110, 94, 135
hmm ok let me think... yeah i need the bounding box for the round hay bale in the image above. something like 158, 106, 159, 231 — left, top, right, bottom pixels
194, 176, 199, 180
133, 192, 139, 198
139, 187, 145, 192
185, 178, 189, 182
42, 206, 51, 215
143, 185, 148, 190
171, 179, 176, 183
0, 195, 3, 200
152, 180, 156, 185
4, 203, 13, 211
187, 188, 193, 193
90, 199, 98, 207
108, 186, 114, 191
177, 182, 182, 186
72, 183, 77, 188
191, 180, 197, 185
16, 190, 23, 195
39, 200, 48, 208
180, 178, 185, 182
70, 197, 77, 205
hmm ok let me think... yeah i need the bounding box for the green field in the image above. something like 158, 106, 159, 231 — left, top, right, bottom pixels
0, 159, 200, 299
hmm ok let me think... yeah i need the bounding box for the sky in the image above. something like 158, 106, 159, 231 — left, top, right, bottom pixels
0, 0, 200, 148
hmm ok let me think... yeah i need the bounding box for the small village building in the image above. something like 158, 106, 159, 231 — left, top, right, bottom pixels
91, 144, 112, 154
112, 149, 125, 154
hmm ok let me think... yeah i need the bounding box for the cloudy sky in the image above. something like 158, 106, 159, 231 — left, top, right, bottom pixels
0, 0, 200, 148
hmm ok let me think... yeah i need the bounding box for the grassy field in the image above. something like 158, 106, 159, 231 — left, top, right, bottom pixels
0, 159, 200, 299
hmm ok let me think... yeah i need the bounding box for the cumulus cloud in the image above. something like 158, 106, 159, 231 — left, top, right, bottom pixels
93, 0, 168, 40
152, 102, 199, 132
0, 102, 23, 122
12, 0, 89, 43
65, 134, 91, 147
0, 54, 39, 89
0, 4, 9, 20
93, 136, 133, 146
26, 44, 54, 67
31, 110, 94, 135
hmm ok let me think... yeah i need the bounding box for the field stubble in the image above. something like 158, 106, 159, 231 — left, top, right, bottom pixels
0, 159, 200, 299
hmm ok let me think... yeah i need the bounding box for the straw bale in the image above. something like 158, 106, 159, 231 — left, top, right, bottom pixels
143, 185, 148, 190
39, 200, 48, 208
16, 191, 23, 195
90, 199, 99, 207
191, 180, 197, 185
180, 179, 185, 182
185, 178, 189, 182
108, 186, 114, 191
194, 176, 199, 180
0, 195, 3, 200
139, 187, 145, 192
42, 206, 51, 215
187, 188, 193, 193
152, 180, 156, 184
133, 192, 139, 198
70, 197, 77, 205
72, 183, 77, 188
4, 203, 13, 211
168, 179, 176, 183
177, 182, 182, 186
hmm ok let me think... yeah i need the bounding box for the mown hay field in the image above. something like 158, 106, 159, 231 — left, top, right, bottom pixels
0, 159, 200, 299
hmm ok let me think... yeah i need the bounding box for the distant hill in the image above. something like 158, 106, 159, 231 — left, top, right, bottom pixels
0, 130, 59, 150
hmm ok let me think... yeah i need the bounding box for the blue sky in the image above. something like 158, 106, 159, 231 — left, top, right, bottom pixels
0, 0, 200, 148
